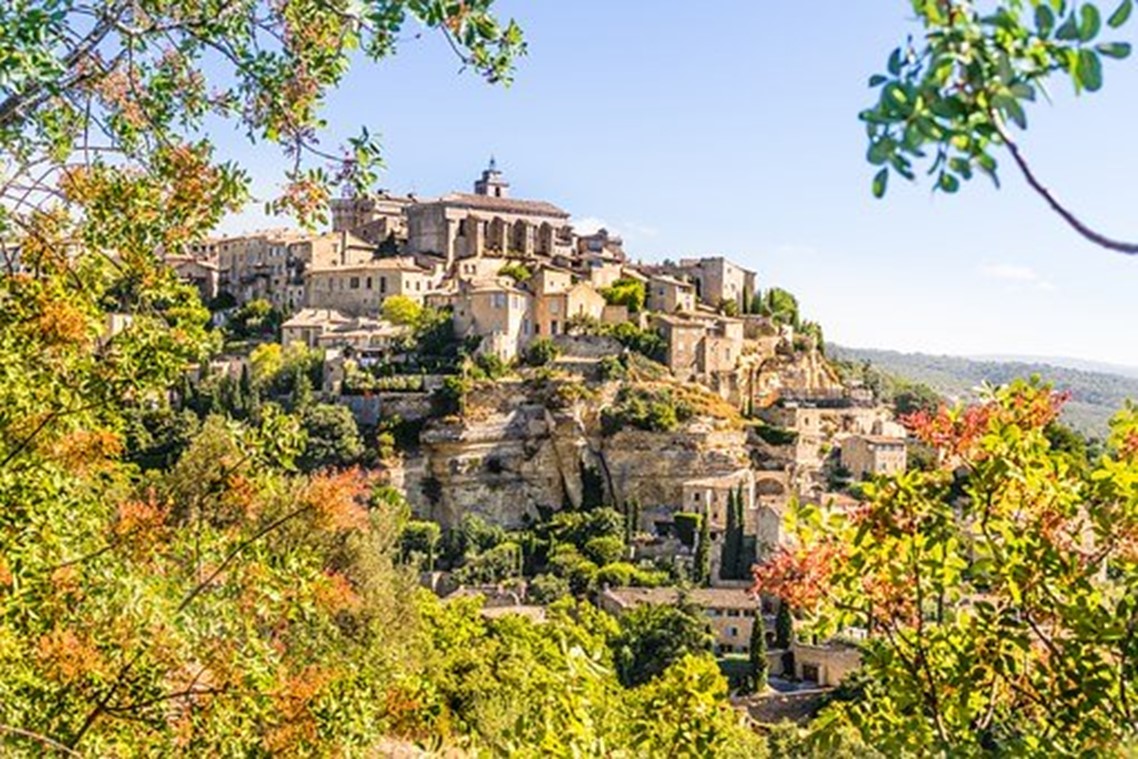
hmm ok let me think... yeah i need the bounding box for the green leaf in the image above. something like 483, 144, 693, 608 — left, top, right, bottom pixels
1109, 0, 1134, 27
869, 74, 888, 87
1056, 12, 1081, 39
1096, 41, 1132, 58
938, 173, 961, 193
1080, 3, 1103, 41
872, 168, 889, 198
1079, 48, 1104, 91
993, 94, 1028, 129
1036, 4, 1057, 36
888, 47, 903, 76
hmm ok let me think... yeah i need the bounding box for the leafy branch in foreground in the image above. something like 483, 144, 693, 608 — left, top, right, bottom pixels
868, 0, 1138, 254
755, 380, 1138, 754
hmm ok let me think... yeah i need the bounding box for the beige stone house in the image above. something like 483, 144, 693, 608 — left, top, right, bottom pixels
599, 587, 767, 656
281, 308, 352, 348
646, 273, 696, 314
681, 469, 757, 535
329, 191, 414, 243
672, 256, 757, 311
840, 434, 908, 479
525, 265, 606, 337
166, 254, 221, 303
304, 256, 436, 316
453, 279, 534, 361
214, 228, 303, 306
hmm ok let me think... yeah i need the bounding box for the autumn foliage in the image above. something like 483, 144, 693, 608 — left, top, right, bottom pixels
754, 381, 1138, 754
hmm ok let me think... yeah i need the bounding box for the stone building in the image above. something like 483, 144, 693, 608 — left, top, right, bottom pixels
281, 308, 352, 348
653, 313, 745, 384
304, 256, 437, 316
405, 162, 573, 266
672, 256, 757, 312
166, 254, 221, 303
680, 469, 757, 536
840, 434, 908, 479
213, 228, 304, 306
653, 314, 705, 381
207, 229, 376, 312
453, 279, 534, 361
528, 265, 607, 337
598, 587, 768, 656
646, 273, 696, 314
329, 191, 415, 244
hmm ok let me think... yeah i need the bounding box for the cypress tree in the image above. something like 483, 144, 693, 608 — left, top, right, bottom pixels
733, 483, 748, 578
694, 512, 710, 587
775, 598, 794, 649
721, 489, 738, 581
775, 598, 796, 679
749, 607, 768, 694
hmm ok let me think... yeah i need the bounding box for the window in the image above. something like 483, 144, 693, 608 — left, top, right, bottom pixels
380, 277, 387, 293
728, 626, 739, 638
349, 276, 360, 289
550, 319, 559, 335
550, 301, 560, 315
492, 293, 506, 309
457, 219, 467, 237
366, 277, 372, 290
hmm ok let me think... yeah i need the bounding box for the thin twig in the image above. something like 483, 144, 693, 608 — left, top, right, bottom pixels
992, 114, 1138, 255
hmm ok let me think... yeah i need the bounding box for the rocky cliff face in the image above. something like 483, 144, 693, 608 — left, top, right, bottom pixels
395, 379, 750, 528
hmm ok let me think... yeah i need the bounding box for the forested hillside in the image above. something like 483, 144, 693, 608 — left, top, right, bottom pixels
829, 345, 1138, 437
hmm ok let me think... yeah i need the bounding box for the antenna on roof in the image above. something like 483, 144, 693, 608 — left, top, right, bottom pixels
488, 155, 497, 172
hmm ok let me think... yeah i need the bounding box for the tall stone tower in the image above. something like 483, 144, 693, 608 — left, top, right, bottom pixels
473, 157, 510, 198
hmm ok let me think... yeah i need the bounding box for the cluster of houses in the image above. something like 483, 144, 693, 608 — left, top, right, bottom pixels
170, 161, 909, 691
171, 161, 773, 394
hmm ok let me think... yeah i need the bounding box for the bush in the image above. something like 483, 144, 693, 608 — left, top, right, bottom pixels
598, 354, 627, 381
473, 351, 511, 379
583, 535, 626, 566
453, 541, 521, 585
227, 298, 282, 339
525, 337, 560, 367
297, 403, 365, 472
595, 561, 634, 588
528, 573, 570, 604
400, 520, 441, 570
601, 278, 646, 313
601, 385, 694, 435
498, 261, 533, 283
604, 321, 666, 364
434, 375, 470, 416
382, 294, 423, 327
755, 423, 798, 447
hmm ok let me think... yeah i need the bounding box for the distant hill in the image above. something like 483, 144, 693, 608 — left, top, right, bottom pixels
828, 345, 1138, 438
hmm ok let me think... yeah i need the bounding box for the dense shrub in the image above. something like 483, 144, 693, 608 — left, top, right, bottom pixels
525, 337, 560, 367
601, 385, 694, 435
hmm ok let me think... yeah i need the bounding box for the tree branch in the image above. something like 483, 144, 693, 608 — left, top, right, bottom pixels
0, 723, 80, 757
992, 115, 1138, 256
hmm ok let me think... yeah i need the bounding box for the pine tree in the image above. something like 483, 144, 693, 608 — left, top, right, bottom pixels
694, 512, 711, 587
749, 607, 768, 694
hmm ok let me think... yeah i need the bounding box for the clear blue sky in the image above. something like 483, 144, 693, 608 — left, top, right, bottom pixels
216, 1, 1138, 366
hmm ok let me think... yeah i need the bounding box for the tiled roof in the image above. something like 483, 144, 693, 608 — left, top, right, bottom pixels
430, 192, 571, 219
602, 586, 758, 610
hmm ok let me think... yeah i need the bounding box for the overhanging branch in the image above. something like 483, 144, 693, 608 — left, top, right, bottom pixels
992, 115, 1138, 256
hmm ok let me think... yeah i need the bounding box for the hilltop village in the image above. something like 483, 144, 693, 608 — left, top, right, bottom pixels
171, 162, 910, 692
